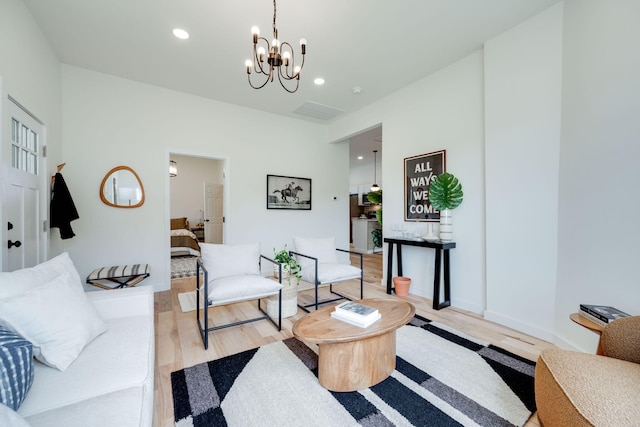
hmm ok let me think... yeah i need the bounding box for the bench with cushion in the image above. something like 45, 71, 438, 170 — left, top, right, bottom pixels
86, 264, 150, 289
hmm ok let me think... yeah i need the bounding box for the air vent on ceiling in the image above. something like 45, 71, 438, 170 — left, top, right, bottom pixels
293, 101, 346, 120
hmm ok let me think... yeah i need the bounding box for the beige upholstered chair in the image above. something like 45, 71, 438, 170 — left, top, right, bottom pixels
196, 243, 282, 349
535, 316, 640, 426
290, 236, 363, 312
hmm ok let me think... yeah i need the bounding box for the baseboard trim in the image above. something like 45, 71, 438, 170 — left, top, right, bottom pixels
484, 310, 555, 342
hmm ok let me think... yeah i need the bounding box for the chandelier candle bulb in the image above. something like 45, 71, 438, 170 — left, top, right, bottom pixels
245, 60, 252, 74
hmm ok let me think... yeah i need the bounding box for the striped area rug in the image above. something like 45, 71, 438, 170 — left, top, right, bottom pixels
171, 316, 536, 426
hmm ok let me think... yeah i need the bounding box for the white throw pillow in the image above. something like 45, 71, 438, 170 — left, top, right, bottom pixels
0, 253, 83, 300
200, 243, 261, 282
0, 403, 30, 427
0, 271, 108, 371
291, 237, 338, 270
208, 275, 282, 303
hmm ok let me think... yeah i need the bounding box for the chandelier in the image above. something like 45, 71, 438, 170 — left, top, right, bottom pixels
245, 0, 306, 93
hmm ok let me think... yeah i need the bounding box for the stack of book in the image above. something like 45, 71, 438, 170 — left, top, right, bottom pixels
331, 301, 381, 328
579, 304, 630, 327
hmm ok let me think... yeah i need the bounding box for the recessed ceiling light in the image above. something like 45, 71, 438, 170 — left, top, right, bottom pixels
173, 28, 189, 40
357, 156, 364, 160
314, 78, 325, 85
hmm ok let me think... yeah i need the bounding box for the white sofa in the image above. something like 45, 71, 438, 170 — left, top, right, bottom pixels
0, 254, 154, 427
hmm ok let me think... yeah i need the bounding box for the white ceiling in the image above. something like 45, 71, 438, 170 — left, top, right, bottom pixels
23, 0, 559, 122
21, 0, 559, 166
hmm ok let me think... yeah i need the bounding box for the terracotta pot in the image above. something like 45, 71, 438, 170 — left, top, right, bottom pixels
393, 276, 411, 296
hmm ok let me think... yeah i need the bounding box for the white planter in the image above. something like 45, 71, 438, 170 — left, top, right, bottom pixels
439, 208, 453, 241
267, 281, 298, 318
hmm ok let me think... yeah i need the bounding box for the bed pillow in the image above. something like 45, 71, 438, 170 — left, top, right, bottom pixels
291, 236, 338, 270
0, 252, 82, 300
0, 271, 108, 371
170, 217, 188, 230
200, 243, 261, 282
0, 327, 34, 411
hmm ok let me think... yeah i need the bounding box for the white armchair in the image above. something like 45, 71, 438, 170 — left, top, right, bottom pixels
290, 236, 363, 311
196, 243, 282, 349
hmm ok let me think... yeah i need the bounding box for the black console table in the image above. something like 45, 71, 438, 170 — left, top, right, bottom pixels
384, 237, 456, 310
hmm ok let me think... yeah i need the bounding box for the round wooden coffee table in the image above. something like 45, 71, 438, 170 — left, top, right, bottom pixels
292, 298, 415, 392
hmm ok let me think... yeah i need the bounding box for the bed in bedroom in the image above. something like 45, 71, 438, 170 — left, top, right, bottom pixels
170, 217, 201, 257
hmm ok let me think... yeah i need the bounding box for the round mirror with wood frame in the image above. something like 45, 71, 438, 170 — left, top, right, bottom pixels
100, 166, 145, 208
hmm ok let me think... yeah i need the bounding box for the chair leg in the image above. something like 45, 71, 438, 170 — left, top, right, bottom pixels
278, 289, 282, 330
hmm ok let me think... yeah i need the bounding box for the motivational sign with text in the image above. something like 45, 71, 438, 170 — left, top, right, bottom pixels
404, 150, 446, 221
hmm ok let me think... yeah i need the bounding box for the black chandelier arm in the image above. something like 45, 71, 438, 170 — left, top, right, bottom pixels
277, 73, 300, 93
247, 72, 272, 90
252, 37, 273, 75
278, 44, 305, 80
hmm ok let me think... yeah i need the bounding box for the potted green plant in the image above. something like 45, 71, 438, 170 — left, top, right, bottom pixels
428, 172, 463, 241
267, 245, 302, 319
273, 245, 302, 286
367, 190, 383, 247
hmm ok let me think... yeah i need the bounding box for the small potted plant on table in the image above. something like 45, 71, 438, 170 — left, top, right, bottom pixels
268, 245, 302, 318
428, 172, 463, 241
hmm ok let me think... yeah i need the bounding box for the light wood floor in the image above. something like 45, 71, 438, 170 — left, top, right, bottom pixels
153, 252, 555, 427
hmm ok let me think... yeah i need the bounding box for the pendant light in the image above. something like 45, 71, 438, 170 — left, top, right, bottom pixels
370, 150, 380, 191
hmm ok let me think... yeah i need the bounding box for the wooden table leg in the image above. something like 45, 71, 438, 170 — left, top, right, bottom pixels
317, 331, 396, 392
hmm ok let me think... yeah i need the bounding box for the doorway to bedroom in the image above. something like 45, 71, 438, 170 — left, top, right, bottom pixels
169, 153, 225, 279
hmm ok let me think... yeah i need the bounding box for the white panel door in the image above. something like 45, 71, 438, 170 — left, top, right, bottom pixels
203, 182, 223, 244
2, 98, 46, 271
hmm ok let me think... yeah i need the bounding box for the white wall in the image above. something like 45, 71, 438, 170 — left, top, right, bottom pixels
61, 66, 347, 291
483, 4, 563, 341
169, 154, 223, 227
330, 52, 486, 314
349, 161, 381, 190
0, 0, 63, 268
555, 0, 640, 352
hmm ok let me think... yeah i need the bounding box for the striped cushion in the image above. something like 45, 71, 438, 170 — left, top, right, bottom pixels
87, 264, 150, 280
0, 326, 34, 410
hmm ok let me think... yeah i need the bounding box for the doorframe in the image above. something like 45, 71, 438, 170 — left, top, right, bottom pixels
164, 149, 229, 282
0, 80, 49, 271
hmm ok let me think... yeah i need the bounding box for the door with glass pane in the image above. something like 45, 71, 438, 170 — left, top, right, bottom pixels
2, 98, 46, 271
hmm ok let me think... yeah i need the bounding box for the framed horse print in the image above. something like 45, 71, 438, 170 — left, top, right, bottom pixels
266, 175, 312, 210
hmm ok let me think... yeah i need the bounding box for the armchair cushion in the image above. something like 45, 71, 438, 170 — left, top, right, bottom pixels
535, 348, 640, 426
208, 275, 282, 305
300, 263, 361, 285
200, 243, 261, 282
601, 316, 640, 363
291, 236, 338, 269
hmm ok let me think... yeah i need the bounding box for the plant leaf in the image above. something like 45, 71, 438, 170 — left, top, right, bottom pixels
428, 173, 463, 210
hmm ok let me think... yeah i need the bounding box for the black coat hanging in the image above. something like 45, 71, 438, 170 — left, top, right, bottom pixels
50, 172, 79, 239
